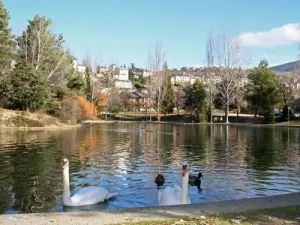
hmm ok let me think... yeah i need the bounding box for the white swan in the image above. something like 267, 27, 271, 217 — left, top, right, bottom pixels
62, 158, 116, 207
158, 161, 191, 206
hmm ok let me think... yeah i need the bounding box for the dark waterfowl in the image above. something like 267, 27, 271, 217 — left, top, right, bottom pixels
189, 172, 203, 188
155, 173, 165, 186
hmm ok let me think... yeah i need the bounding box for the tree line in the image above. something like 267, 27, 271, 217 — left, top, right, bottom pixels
0, 1, 294, 124
0, 1, 93, 123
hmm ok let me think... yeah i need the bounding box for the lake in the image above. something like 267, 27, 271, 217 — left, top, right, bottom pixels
0, 123, 299, 214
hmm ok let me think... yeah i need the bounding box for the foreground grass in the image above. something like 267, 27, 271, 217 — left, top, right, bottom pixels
117, 206, 300, 225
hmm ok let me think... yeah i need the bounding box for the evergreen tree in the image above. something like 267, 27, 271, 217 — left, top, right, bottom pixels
6, 63, 49, 111
84, 65, 93, 101
161, 77, 174, 115
245, 60, 281, 123
67, 72, 86, 95
0, 0, 13, 75
184, 81, 207, 122
16, 15, 74, 86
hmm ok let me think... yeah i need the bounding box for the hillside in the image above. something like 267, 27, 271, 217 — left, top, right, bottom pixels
271, 60, 300, 72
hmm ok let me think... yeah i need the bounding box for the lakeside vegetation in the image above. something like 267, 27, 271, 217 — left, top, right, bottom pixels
0, 1, 297, 127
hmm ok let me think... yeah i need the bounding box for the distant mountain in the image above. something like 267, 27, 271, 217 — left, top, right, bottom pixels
271, 60, 300, 73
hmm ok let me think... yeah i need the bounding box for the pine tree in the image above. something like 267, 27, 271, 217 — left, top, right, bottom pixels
84, 61, 93, 102
161, 77, 175, 116
184, 81, 207, 122
0, 0, 13, 75
7, 62, 49, 111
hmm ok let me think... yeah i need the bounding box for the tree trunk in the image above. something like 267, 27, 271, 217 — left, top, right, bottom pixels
225, 104, 229, 123
157, 102, 161, 122
236, 99, 239, 117
254, 107, 258, 117
209, 88, 213, 123
157, 112, 161, 121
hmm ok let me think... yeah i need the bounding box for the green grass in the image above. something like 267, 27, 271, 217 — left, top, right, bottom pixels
116, 206, 300, 225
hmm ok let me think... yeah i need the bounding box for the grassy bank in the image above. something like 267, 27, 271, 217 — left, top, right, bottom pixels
119, 206, 300, 225
0, 108, 69, 128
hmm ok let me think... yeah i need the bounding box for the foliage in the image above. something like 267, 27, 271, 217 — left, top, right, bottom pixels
0, 0, 14, 75
106, 90, 122, 114
16, 14, 75, 87
59, 96, 81, 124
2, 63, 50, 111
213, 92, 223, 110
67, 72, 86, 95
76, 96, 97, 120
134, 75, 145, 86
174, 90, 186, 115
129, 69, 135, 81
245, 60, 281, 123
280, 105, 295, 122
119, 92, 132, 113
184, 81, 207, 122
161, 77, 174, 115
84, 62, 93, 101
278, 78, 295, 108
0, 76, 11, 108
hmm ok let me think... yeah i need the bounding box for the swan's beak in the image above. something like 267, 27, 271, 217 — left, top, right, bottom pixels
62, 161, 67, 169
181, 165, 187, 176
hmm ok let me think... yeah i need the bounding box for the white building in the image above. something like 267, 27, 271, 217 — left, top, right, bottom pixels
114, 67, 132, 89
142, 70, 153, 78
170, 73, 196, 85
115, 67, 129, 80
96, 65, 133, 90
73, 60, 86, 73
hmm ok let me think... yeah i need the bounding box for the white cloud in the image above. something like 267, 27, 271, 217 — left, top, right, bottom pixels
237, 23, 300, 47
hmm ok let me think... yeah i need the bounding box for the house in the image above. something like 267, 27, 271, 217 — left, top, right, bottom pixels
114, 66, 133, 89
95, 65, 133, 90
73, 60, 86, 73
170, 72, 196, 85
142, 70, 152, 78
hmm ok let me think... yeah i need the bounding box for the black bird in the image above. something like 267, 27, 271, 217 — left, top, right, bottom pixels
155, 173, 165, 186
189, 172, 203, 189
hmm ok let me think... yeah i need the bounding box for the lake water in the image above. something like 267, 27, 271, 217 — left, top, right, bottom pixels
0, 123, 299, 214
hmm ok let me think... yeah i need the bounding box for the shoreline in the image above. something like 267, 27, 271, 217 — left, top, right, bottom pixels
0, 193, 299, 225
0, 124, 81, 130
0, 120, 299, 129
82, 120, 300, 128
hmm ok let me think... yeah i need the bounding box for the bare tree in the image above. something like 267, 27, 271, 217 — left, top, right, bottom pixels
93, 61, 118, 120
209, 33, 247, 123
205, 31, 216, 123
147, 42, 168, 121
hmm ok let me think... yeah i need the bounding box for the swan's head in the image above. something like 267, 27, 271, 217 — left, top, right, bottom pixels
62, 158, 69, 169
181, 161, 189, 176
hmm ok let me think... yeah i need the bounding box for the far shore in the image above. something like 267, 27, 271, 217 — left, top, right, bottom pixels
0, 124, 81, 130
82, 119, 300, 128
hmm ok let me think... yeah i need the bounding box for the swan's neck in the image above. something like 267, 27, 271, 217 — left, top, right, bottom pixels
181, 172, 189, 204
63, 168, 72, 205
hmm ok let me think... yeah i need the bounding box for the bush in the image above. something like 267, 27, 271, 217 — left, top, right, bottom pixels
59, 96, 82, 124
76, 96, 97, 120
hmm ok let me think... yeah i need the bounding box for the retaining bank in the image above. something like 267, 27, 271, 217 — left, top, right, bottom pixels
0, 193, 299, 225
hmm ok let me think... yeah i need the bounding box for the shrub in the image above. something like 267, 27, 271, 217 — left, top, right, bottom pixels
76, 96, 97, 120
59, 96, 82, 124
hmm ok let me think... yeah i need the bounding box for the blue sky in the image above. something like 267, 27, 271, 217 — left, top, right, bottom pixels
4, 0, 300, 69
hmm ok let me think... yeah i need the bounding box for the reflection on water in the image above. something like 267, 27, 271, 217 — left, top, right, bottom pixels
0, 124, 299, 214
